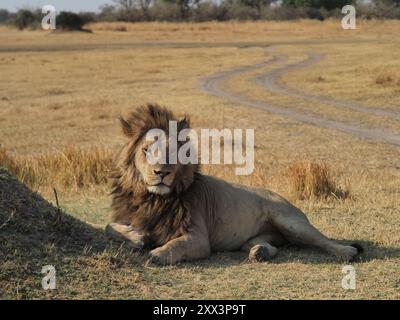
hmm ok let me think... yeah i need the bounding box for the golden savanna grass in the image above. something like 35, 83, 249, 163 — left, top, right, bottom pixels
0, 20, 399, 299
375, 68, 400, 86
285, 159, 349, 201
0, 145, 113, 191
87, 19, 400, 41
0, 144, 341, 201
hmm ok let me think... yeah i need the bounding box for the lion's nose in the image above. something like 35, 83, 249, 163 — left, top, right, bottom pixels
154, 170, 170, 178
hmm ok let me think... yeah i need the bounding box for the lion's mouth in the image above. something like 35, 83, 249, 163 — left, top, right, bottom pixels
148, 181, 171, 187
147, 183, 171, 195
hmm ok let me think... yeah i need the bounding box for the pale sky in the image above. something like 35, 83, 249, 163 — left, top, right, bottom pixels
0, 0, 113, 12
0, 0, 374, 13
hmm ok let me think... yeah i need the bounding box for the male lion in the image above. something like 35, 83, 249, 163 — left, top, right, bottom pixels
106, 104, 360, 265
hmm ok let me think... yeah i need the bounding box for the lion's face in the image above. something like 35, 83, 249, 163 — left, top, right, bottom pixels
116, 104, 198, 197
134, 135, 181, 196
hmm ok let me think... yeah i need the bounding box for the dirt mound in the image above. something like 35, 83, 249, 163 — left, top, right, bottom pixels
0, 167, 104, 254
0, 168, 109, 297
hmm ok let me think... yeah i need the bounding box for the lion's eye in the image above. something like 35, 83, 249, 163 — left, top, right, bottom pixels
143, 147, 148, 155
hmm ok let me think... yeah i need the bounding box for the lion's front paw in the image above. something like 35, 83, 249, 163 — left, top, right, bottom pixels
105, 223, 144, 251
148, 247, 178, 266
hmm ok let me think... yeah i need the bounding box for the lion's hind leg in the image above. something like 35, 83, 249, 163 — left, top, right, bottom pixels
269, 206, 360, 262
241, 233, 282, 262
105, 223, 144, 250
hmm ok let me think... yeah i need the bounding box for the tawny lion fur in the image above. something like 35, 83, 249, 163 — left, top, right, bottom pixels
106, 104, 360, 265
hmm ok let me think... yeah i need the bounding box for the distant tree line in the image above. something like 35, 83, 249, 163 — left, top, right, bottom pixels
0, 9, 93, 30
1, 0, 399, 30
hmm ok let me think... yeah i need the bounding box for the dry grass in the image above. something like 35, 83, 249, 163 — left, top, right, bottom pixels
375, 69, 400, 86
0, 146, 20, 177
87, 20, 400, 41
285, 159, 348, 200
0, 20, 399, 299
226, 43, 400, 132
0, 145, 113, 191
1, 20, 399, 53
2, 144, 347, 202
279, 42, 400, 109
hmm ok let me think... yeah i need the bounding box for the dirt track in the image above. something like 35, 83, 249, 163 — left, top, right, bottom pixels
3, 37, 399, 146
255, 53, 400, 121
200, 49, 400, 147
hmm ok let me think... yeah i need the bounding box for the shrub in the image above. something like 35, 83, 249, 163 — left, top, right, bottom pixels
56, 11, 85, 31
150, 3, 182, 21
375, 69, 400, 86
0, 9, 11, 23
78, 12, 97, 25
285, 159, 349, 200
282, 0, 353, 10
262, 6, 306, 19
226, 3, 260, 20
98, 4, 118, 21
113, 25, 128, 31
304, 7, 325, 20
13, 9, 36, 30
191, 2, 230, 21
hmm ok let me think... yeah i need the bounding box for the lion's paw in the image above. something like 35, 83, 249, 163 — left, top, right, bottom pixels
148, 247, 176, 266
105, 223, 144, 251
249, 244, 278, 262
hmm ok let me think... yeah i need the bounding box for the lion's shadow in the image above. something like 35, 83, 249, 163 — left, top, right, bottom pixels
182, 240, 400, 267
0, 168, 132, 271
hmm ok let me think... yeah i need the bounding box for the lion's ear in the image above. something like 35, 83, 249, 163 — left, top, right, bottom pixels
119, 116, 133, 137
178, 115, 190, 130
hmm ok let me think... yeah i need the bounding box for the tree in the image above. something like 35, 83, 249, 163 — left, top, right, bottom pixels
0, 9, 10, 23
113, 0, 153, 20
283, 0, 353, 10
57, 12, 84, 30
373, 0, 400, 6
240, 0, 271, 15
138, 0, 153, 19
78, 12, 97, 25
14, 9, 36, 30
113, 0, 135, 10
371, 0, 400, 18
98, 5, 118, 21
162, 0, 201, 19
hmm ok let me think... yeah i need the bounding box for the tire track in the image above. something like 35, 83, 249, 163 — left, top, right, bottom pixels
200, 53, 400, 147
255, 53, 400, 121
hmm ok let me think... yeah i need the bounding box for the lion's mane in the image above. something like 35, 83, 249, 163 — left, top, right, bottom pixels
110, 104, 199, 247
